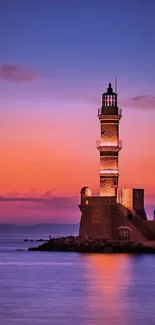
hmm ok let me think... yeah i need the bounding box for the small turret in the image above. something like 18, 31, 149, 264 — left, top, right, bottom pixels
80, 186, 91, 205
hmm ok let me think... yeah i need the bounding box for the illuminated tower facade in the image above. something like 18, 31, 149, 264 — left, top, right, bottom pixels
79, 82, 155, 240
97, 83, 122, 197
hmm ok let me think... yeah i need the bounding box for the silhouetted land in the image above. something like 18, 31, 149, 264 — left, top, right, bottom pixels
28, 236, 155, 254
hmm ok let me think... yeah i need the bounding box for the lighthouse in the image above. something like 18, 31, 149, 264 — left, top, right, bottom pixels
78, 82, 152, 241
96, 83, 122, 197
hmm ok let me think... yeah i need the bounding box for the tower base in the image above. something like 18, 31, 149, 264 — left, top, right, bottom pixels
79, 197, 155, 241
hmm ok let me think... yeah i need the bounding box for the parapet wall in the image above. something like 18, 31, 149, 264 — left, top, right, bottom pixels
81, 195, 116, 207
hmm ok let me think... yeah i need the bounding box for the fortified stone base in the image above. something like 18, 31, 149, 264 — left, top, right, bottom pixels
79, 197, 155, 241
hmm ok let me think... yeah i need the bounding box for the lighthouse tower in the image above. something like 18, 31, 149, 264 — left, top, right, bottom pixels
78, 82, 152, 241
96, 83, 122, 197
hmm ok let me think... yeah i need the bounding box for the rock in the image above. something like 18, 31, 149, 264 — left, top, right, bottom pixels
103, 246, 113, 253
24, 238, 46, 242
28, 236, 155, 254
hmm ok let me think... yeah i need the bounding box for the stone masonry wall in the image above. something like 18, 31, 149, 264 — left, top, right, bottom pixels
79, 205, 112, 238
79, 203, 147, 241
101, 123, 118, 146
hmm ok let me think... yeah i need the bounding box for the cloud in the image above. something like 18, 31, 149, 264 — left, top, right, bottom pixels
0, 64, 38, 82
131, 95, 155, 109
44, 190, 57, 197
0, 194, 78, 210
24, 189, 57, 198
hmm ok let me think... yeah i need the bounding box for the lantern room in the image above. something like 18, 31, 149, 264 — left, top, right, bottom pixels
102, 83, 117, 107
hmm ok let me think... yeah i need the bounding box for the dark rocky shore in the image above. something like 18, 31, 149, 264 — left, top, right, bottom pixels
28, 236, 155, 254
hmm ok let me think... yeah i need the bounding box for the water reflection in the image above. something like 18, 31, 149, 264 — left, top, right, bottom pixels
1, 245, 155, 325
82, 254, 132, 325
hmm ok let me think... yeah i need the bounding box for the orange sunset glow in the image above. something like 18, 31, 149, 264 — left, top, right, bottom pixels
0, 1, 155, 224
0, 97, 155, 223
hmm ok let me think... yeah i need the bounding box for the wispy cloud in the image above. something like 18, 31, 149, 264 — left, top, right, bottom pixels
131, 95, 155, 109
44, 190, 57, 197
0, 193, 78, 210
0, 64, 38, 82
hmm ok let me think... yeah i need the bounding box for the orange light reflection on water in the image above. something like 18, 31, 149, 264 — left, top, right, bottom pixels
82, 253, 132, 325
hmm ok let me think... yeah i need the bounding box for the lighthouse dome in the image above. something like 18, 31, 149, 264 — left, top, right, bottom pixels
80, 187, 91, 197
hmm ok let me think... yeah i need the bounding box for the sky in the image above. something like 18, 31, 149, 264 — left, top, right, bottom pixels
0, 0, 155, 224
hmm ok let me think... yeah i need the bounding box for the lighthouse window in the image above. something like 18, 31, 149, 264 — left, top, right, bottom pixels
107, 96, 110, 106
113, 95, 116, 106
100, 151, 118, 156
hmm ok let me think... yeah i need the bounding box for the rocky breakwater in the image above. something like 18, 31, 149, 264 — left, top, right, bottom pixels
28, 236, 155, 254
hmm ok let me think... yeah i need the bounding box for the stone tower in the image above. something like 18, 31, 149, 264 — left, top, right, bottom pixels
78, 82, 155, 241
96, 83, 122, 197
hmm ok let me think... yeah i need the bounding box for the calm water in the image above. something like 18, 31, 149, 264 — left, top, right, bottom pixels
0, 227, 155, 325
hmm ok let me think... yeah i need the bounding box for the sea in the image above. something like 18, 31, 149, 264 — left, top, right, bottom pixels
0, 224, 155, 325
